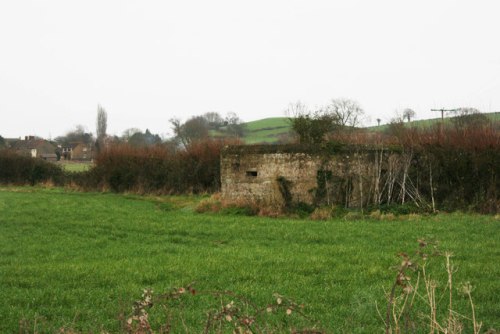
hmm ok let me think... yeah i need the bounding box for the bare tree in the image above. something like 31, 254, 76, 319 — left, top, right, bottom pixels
170, 116, 209, 147
224, 112, 245, 137
285, 101, 308, 118
203, 112, 224, 129
325, 98, 364, 128
96, 105, 107, 140
402, 108, 416, 123
96, 105, 107, 153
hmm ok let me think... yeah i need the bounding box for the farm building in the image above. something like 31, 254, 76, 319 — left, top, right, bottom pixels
220, 144, 400, 209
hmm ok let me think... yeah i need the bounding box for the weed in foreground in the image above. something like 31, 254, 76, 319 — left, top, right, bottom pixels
123, 284, 324, 334
195, 194, 261, 216
381, 239, 490, 334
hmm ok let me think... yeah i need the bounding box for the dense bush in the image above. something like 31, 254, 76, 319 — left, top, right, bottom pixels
1, 121, 497, 214
0, 150, 66, 185
0, 139, 235, 194
79, 139, 236, 194
403, 125, 499, 213
320, 121, 499, 213
82, 124, 496, 213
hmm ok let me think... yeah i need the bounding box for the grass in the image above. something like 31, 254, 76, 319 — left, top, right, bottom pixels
56, 161, 92, 172
367, 111, 500, 133
244, 118, 291, 132
216, 113, 500, 144
242, 117, 292, 144
0, 187, 499, 332
229, 112, 499, 143
206, 117, 292, 144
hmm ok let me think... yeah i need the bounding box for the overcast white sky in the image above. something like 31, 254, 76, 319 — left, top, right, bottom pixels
1, 0, 499, 139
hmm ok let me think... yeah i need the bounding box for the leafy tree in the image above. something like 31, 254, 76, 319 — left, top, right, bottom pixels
122, 128, 142, 141
287, 102, 339, 144
294, 111, 339, 144
0, 135, 5, 148
287, 99, 365, 144
128, 129, 162, 147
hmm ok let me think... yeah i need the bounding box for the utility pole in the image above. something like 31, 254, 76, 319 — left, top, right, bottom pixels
431, 108, 458, 122
431, 108, 458, 139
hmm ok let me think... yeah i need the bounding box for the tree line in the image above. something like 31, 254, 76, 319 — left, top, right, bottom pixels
50, 109, 244, 151
290, 105, 499, 214
1, 101, 498, 213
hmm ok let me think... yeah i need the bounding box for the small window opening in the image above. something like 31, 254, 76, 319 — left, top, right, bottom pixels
246, 171, 258, 177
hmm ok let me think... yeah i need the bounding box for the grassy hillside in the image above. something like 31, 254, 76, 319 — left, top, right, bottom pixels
367, 111, 500, 132
0, 187, 498, 332
238, 112, 499, 143
241, 117, 291, 144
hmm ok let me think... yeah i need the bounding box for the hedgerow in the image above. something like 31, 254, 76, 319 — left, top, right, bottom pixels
0, 150, 66, 186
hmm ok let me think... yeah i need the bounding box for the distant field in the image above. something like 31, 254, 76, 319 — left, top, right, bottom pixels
0, 187, 498, 332
367, 111, 500, 132
242, 117, 291, 144
56, 161, 92, 172
239, 112, 499, 141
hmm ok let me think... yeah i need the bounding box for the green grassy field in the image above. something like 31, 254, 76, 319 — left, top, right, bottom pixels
0, 187, 498, 332
242, 117, 292, 144
241, 112, 499, 142
366, 111, 500, 133
56, 161, 92, 172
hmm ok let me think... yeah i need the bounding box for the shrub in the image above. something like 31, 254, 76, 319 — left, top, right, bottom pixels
195, 197, 223, 213
0, 150, 66, 186
195, 195, 259, 216
368, 209, 382, 220
310, 207, 334, 220
343, 211, 364, 221
380, 212, 396, 221
378, 203, 423, 216
77, 139, 237, 194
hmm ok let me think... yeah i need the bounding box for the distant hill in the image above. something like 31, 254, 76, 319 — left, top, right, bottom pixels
234, 112, 500, 144
367, 111, 500, 132
240, 117, 292, 144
